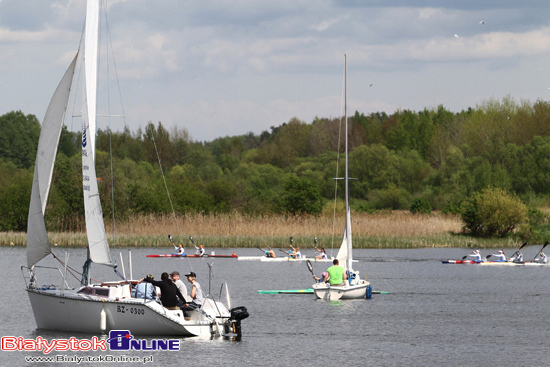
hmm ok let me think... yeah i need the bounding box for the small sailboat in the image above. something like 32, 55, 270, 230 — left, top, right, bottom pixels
312, 55, 372, 301
22, 0, 247, 337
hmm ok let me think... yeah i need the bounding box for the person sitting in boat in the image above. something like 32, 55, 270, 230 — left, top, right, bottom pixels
509, 251, 524, 263
315, 247, 328, 260
534, 251, 548, 264
289, 245, 302, 259
182, 272, 204, 317
325, 259, 347, 286
491, 249, 506, 261
141, 272, 186, 310
174, 243, 186, 256
170, 271, 190, 306
468, 249, 483, 261
132, 274, 159, 300
195, 244, 205, 256
313, 271, 329, 283
264, 247, 276, 258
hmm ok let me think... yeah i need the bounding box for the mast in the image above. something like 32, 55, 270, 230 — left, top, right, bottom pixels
344, 54, 353, 271
81, 0, 113, 285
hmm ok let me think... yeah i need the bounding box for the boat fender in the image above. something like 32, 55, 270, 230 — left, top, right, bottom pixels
100, 304, 107, 332
366, 285, 372, 299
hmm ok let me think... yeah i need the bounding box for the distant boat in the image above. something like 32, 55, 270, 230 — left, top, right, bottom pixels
311, 55, 372, 301
23, 0, 247, 337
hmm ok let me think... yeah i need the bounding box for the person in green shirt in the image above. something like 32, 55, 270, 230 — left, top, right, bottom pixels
324, 259, 347, 286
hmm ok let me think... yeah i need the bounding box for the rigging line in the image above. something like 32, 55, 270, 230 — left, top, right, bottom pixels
331, 60, 346, 257
120, 0, 180, 234
102, 0, 117, 252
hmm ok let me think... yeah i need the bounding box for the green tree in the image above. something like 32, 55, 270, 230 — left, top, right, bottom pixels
0, 167, 32, 231
461, 187, 528, 238
281, 174, 323, 215
0, 111, 41, 168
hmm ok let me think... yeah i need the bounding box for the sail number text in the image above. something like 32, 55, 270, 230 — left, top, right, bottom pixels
117, 306, 145, 315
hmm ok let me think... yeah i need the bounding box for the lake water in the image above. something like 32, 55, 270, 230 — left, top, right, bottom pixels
2, 245, 549, 366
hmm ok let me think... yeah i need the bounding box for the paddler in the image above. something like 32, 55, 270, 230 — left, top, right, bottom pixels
491, 249, 506, 261
313, 271, 328, 283
195, 244, 205, 256
468, 249, 483, 261
534, 251, 548, 264
290, 244, 302, 259
175, 243, 185, 256
265, 247, 276, 258
509, 250, 524, 263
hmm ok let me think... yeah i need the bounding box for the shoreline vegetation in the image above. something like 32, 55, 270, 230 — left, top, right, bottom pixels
1, 212, 524, 249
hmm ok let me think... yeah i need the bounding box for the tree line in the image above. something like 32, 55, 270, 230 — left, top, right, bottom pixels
1, 96, 550, 237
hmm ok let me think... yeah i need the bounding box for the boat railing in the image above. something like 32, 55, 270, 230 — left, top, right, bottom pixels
21, 265, 71, 291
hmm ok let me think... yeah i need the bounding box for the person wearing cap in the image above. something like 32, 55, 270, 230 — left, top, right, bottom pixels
313, 271, 329, 283
174, 243, 185, 256
132, 274, 159, 300
142, 272, 186, 310
468, 249, 482, 261
170, 271, 189, 304
534, 251, 548, 264
509, 250, 524, 263
195, 244, 205, 256
182, 272, 204, 316
491, 249, 506, 261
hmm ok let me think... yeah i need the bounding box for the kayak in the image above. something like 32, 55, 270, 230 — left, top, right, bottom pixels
146, 253, 238, 258
442, 259, 548, 266
238, 256, 333, 262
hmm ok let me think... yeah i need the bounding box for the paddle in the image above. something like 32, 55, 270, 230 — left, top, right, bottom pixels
532, 241, 549, 262
306, 260, 314, 275
486, 255, 492, 259
168, 234, 174, 244
189, 236, 194, 245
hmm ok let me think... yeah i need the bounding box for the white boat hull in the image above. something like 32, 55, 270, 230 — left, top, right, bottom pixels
312, 280, 371, 300
27, 287, 233, 337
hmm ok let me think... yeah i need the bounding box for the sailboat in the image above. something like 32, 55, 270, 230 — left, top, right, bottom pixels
23, 0, 247, 337
311, 55, 372, 301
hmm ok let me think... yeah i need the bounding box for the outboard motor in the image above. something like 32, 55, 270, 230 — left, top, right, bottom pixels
230, 306, 249, 337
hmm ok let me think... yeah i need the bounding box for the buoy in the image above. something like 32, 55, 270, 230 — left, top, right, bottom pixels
100, 305, 107, 332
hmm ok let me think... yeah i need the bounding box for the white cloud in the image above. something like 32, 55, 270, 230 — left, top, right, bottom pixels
2, 0, 550, 142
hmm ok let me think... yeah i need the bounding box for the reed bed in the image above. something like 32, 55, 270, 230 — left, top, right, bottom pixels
1, 211, 522, 248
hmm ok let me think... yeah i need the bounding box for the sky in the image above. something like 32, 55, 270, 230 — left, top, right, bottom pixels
1, 0, 550, 142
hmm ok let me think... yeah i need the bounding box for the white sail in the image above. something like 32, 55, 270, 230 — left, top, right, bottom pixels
82, 0, 112, 266
336, 207, 353, 271
26, 54, 78, 268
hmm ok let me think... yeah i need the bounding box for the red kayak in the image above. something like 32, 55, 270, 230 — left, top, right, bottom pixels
442, 259, 480, 264
146, 253, 238, 258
